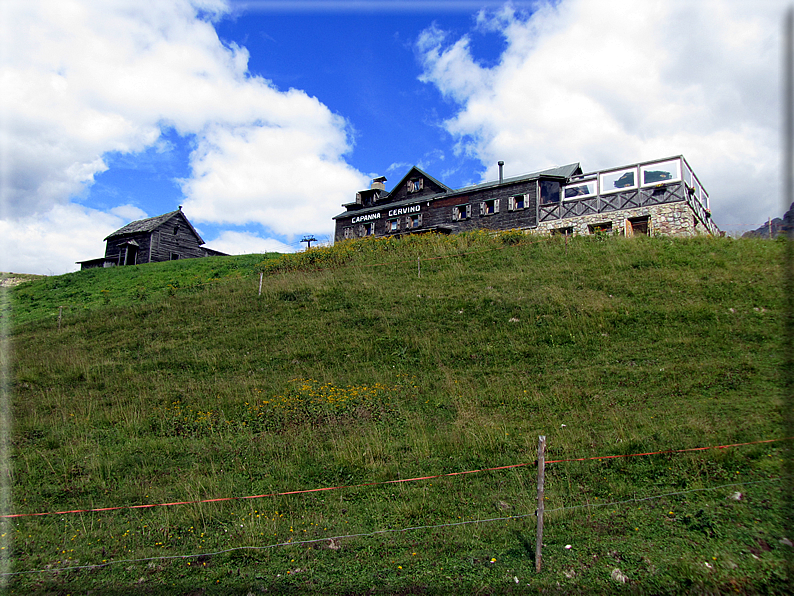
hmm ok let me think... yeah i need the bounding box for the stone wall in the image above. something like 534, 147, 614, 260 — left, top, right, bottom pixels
531, 200, 710, 237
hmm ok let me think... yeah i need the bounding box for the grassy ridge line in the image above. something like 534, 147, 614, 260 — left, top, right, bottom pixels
7, 232, 788, 594
3, 253, 278, 328
257, 229, 531, 275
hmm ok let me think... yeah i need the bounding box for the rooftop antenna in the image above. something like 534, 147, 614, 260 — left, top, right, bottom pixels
301, 235, 317, 250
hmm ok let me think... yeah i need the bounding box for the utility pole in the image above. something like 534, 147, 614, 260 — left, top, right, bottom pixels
300, 236, 317, 250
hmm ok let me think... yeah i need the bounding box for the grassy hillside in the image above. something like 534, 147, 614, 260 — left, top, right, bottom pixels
1, 253, 276, 328
3, 233, 788, 594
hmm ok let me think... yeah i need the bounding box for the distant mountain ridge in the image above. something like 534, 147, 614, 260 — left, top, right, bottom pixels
743, 202, 794, 238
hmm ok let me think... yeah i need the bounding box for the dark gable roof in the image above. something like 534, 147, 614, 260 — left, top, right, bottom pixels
104, 209, 205, 244
391, 166, 453, 194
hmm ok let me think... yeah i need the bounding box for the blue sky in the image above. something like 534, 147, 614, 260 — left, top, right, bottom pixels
87, 6, 502, 237
1, 0, 788, 274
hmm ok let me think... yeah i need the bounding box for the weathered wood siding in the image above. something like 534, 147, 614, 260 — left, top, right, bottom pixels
148, 220, 206, 262
334, 179, 539, 241
104, 214, 205, 264
427, 180, 538, 234
386, 176, 448, 203
104, 236, 152, 266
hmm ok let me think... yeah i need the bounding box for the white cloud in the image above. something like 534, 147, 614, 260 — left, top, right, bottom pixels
109, 204, 149, 221
417, 0, 787, 230
1, 0, 367, 273
205, 230, 295, 255
181, 120, 364, 235
0, 205, 125, 275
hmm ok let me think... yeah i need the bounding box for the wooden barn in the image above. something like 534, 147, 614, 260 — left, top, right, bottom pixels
333, 155, 719, 241
78, 207, 226, 270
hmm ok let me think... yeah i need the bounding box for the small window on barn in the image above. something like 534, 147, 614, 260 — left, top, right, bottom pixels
627, 216, 649, 236
173, 225, 180, 235
454, 204, 471, 221
508, 194, 527, 211
409, 214, 422, 228
170, 252, 180, 260
407, 178, 424, 193
588, 222, 612, 235
363, 222, 375, 236
343, 226, 353, 239
539, 180, 561, 204
388, 219, 399, 232
552, 227, 574, 237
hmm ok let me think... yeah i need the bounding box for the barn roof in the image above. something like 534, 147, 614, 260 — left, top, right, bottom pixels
104, 209, 205, 244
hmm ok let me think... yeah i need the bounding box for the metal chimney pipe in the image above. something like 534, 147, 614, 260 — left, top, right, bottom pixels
498, 161, 504, 184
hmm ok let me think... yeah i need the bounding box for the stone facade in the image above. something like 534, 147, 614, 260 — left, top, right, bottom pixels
533, 201, 713, 237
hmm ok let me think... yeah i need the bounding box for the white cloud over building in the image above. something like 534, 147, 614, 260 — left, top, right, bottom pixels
416, 0, 785, 232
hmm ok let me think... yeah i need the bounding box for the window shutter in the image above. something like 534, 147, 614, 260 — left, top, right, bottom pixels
452, 207, 458, 221
480, 202, 485, 216
508, 197, 514, 211
418, 214, 423, 227
466, 205, 472, 219
494, 199, 500, 213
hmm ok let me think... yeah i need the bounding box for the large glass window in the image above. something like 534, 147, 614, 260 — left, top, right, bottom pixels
641, 159, 680, 186
600, 168, 637, 194
540, 180, 561, 204
563, 179, 597, 200
683, 163, 693, 187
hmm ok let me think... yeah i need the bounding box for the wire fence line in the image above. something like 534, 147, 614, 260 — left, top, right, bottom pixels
4, 437, 787, 520
2, 477, 781, 578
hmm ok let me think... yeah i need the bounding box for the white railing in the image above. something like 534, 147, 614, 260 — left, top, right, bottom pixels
562, 156, 719, 234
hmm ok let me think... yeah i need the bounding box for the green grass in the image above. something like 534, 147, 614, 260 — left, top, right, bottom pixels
2, 233, 789, 594
1, 253, 277, 328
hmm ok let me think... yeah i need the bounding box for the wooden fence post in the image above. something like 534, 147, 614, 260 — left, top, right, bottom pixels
417, 256, 421, 278
258, 272, 263, 297
535, 435, 546, 572
57, 306, 63, 331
